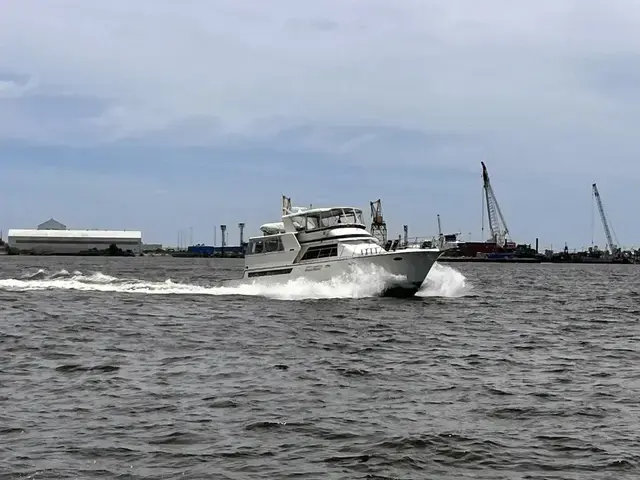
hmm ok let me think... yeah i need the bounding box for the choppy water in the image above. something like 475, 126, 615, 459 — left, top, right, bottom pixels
1, 256, 639, 479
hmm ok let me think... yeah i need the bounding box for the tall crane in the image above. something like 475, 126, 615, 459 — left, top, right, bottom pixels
592, 183, 620, 256
369, 199, 388, 244
435, 214, 444, 248
481, 161, 511, 247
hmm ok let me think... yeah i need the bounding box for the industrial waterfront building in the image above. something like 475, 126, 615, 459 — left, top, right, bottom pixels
7, 218, 143, 255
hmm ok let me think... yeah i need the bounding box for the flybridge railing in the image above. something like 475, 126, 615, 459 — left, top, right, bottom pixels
402, 236, 440, 246
395, 236, 453, 250
301, 235, 458, 261
352, 246, 382, 257
343, 235, 449, 258
298, 236, 456, 261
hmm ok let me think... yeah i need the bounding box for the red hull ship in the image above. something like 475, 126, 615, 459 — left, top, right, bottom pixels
455, 240, 516, 257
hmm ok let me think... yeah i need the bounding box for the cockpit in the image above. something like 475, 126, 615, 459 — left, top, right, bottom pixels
287, 207, 366, 232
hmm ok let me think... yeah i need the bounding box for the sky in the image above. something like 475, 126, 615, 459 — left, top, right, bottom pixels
1, 0, 639, 250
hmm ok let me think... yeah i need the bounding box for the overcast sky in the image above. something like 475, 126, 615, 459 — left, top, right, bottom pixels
1, 0, 639, 249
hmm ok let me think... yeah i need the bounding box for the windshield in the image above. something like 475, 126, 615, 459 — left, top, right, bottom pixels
290, 208, 365, 232
319, 208, 364, 228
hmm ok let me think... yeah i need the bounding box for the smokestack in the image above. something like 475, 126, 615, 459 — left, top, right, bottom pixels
403, 225, 408, 246
535, 237, 539, 253
220, 225, 227, 257
238, 222, 245, 246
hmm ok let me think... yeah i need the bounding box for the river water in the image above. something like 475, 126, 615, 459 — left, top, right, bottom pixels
1, 256, 638, 479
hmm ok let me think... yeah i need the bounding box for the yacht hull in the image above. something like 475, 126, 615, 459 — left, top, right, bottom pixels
225, 248, 442, 298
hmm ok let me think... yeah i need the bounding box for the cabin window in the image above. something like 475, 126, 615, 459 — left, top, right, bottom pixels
305, 215, 320, 230
248, 237, 284, 255
249, 239, 264, 254
291, 216, 306, 231
301, 244, 338, 261
264, 237, 284, 253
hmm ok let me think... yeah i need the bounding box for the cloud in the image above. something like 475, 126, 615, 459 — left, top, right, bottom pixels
2, 0, 640, 141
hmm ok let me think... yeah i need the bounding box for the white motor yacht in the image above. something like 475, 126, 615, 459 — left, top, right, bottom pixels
224, 197, 443, 297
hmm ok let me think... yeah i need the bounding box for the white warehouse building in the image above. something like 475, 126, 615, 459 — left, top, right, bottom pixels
8, 218, 143, 254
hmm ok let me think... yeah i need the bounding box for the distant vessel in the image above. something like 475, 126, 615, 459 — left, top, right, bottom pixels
224, 196, 442, 297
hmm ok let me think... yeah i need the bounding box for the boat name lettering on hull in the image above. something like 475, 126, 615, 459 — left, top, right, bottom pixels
304, 264, 331, 272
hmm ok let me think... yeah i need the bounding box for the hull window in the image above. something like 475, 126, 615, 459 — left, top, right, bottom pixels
247, 267, 293, 278
301, 244, 338, 261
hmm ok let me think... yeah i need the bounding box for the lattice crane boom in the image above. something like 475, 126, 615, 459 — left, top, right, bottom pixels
481, 161, 510, 246
369, 199, 388, 244
592, 183, 619, 255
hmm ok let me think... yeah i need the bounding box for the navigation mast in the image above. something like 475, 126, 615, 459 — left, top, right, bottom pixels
282, 195, 292, 216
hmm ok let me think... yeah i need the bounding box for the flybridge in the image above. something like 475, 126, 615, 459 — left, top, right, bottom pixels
283, 207, 366, 233
261, 196, 367, 236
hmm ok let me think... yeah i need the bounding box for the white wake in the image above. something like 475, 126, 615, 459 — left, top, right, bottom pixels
0, 262, 470, 300
417, 262, 470, 298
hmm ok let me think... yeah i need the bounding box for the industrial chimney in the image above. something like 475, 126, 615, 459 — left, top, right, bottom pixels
220, 225, 227, 257
238, 222, 245, 246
